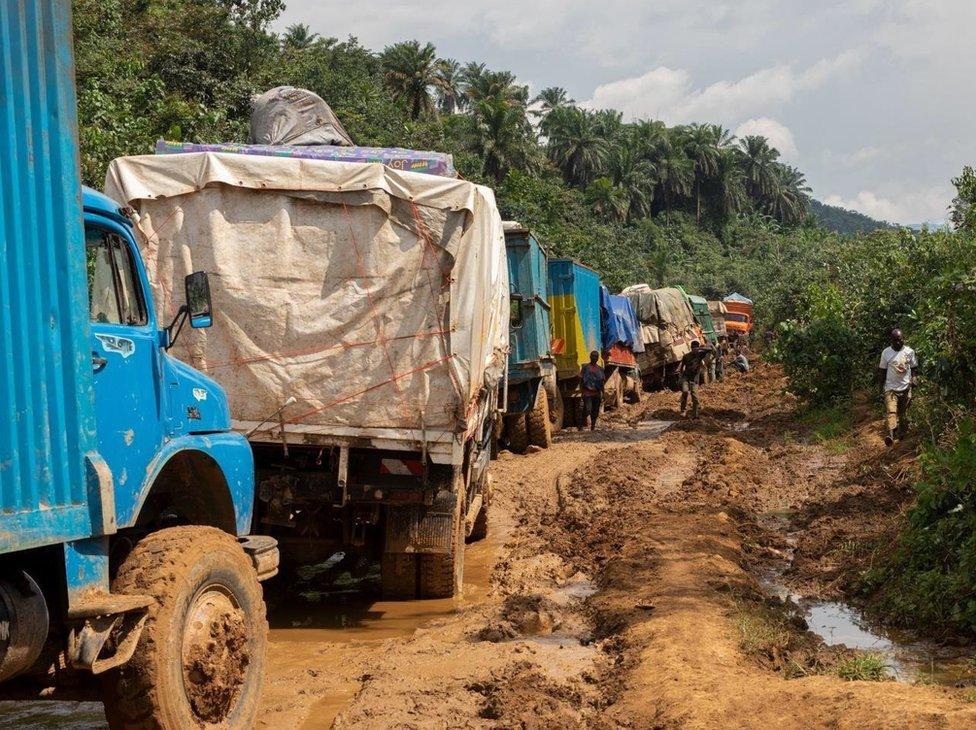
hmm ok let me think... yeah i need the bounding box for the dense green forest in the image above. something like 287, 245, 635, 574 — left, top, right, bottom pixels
73, 1, 976, 635
807, 199, 890, 235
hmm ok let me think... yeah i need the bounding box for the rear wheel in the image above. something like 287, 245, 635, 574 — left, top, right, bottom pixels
380, 553, 419, 599
527, 386, 553, 448
469, 475, 491, 542
548, 386, 564, 431
419, 495, 464, 599
505, 413, 529, 454
101, 527, 266, 730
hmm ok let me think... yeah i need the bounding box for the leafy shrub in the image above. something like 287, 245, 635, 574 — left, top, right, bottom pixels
862, 423, 976, 633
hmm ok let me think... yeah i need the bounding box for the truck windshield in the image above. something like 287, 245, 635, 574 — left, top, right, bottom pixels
726, 313, 749, 323
86, 227, 147, 326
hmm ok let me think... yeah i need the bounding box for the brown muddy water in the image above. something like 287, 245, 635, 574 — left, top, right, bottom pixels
0, 535, 496, 730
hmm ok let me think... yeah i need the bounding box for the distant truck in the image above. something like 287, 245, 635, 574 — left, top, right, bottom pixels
548, 259, 603, 426
106, 147, 507, 599
600, 287, 643, 409
708, 300, 728, 339
502, 222, 559, 452
1, 5, 275, 726
723, 293, 755, 343
687, 293, 719, 347
622, 285, 702, 390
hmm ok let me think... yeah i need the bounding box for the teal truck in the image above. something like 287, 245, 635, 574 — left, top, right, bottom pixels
502, 222, 559, 452
0, 4, 275, 726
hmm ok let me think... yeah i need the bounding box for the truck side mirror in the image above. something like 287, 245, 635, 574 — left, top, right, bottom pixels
185, 271, 213, 329
509, 296, 524, 329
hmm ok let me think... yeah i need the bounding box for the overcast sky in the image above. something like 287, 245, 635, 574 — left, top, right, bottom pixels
276, 0, 973, 224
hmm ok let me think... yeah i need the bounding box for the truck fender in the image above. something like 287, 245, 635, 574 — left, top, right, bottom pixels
124, 432, 255, 536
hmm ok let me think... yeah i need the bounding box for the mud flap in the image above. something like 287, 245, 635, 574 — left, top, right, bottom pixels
384, 491, 458, 555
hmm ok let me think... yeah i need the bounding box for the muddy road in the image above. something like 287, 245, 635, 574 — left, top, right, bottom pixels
255, 362, 976, 729
6, 363, 975, 729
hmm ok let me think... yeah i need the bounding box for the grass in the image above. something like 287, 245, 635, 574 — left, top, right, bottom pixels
834, 653, 891, 681
799, 404, 854, 454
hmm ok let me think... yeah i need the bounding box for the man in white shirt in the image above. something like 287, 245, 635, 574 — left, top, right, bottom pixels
876, 329, 917, 446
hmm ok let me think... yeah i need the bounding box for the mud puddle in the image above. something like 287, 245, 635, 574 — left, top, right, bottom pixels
0, 701, 106, 729
758, 512, 974, 687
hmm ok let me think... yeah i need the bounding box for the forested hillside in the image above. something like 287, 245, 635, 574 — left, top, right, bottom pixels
807, 199, 891, 234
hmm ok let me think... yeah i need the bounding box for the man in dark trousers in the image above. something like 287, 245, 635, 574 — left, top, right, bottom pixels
678, 341, 713, 418
875, 328, 917, 445
580, 350, 606, 431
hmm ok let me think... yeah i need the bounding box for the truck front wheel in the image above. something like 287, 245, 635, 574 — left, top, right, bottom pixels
102, 526, 267, 730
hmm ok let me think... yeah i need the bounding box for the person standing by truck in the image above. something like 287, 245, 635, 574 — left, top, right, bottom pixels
580, 351, 606, 430
876, 328, 917, 445
678, 341, 713, 418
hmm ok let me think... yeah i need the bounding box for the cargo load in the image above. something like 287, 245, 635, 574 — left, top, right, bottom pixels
105, 150, 507, 599
106, 151, 507, 453
708, 300, 728, 338
621, 284, 701, 389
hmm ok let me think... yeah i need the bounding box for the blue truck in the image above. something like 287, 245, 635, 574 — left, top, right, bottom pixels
502, 222, 559, 452
0, 3, 275, 726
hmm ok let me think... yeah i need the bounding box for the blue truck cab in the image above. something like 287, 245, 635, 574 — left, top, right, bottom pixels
501, 222, 559, 451
0, 4, 274, 726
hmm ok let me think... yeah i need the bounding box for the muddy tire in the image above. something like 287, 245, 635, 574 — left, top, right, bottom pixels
419, 496, 464, 599
380, 553, 419, 599
101, 526, 266, 730
468, 476, 491, 542
527, 386, 553, 448
505, 413, 529, 454
548, 387, 564, 431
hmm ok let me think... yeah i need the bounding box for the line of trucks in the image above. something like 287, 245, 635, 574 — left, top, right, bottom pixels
500, 223, 753, 451
0, 5, 753, 726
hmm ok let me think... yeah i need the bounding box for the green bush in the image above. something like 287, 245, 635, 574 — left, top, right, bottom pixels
862, 423, 976, 633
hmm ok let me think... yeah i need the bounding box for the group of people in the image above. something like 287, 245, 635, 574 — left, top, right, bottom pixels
676, 337, 750, 419
577, 327, 919, 444
575, 336, 752, 431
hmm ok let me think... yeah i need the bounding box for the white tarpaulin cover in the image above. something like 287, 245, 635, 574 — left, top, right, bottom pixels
621, 284, 700, 367
105, 152, 509, 440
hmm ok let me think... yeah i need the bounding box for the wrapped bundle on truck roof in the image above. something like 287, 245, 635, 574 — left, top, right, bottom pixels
621, 284, 701, 390
105, 150, 508, 599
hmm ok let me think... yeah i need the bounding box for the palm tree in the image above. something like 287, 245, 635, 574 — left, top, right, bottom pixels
655, 145, 695, 219
738, 135, 780, 201
711, 148, 748, 219
607, 145, 657, 220
585, 177, 629, 221
682, 123, 723, 223
545, 107, 609, 187
435, 59, 463, 114
379, 40, 445, 119
766, 164, 812, 225
282, 23, 319, 51
471, 95, 532, 183
531, 86, 573, 124
466, 70, 528, 109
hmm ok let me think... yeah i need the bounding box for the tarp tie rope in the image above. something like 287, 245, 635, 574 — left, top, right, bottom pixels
283, 355, 453, 425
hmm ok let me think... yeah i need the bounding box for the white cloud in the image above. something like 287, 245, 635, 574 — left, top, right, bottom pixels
823, 186, 952, 225
583, 50, 862, 126
734, 118, 798, 159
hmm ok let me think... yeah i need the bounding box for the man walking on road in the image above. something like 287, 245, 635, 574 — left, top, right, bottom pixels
580, 350, 606, 431
876, 328, 917, 446
678, 341, 713, 419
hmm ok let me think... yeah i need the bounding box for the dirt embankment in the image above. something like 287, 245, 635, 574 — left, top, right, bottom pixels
260, 363, 976, 729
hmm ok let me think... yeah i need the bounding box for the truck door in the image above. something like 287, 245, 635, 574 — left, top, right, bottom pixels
86, 223, 164, 506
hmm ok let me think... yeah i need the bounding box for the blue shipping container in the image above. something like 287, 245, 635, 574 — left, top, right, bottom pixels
505, 226, 551, 381
0, 0, 102, 551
